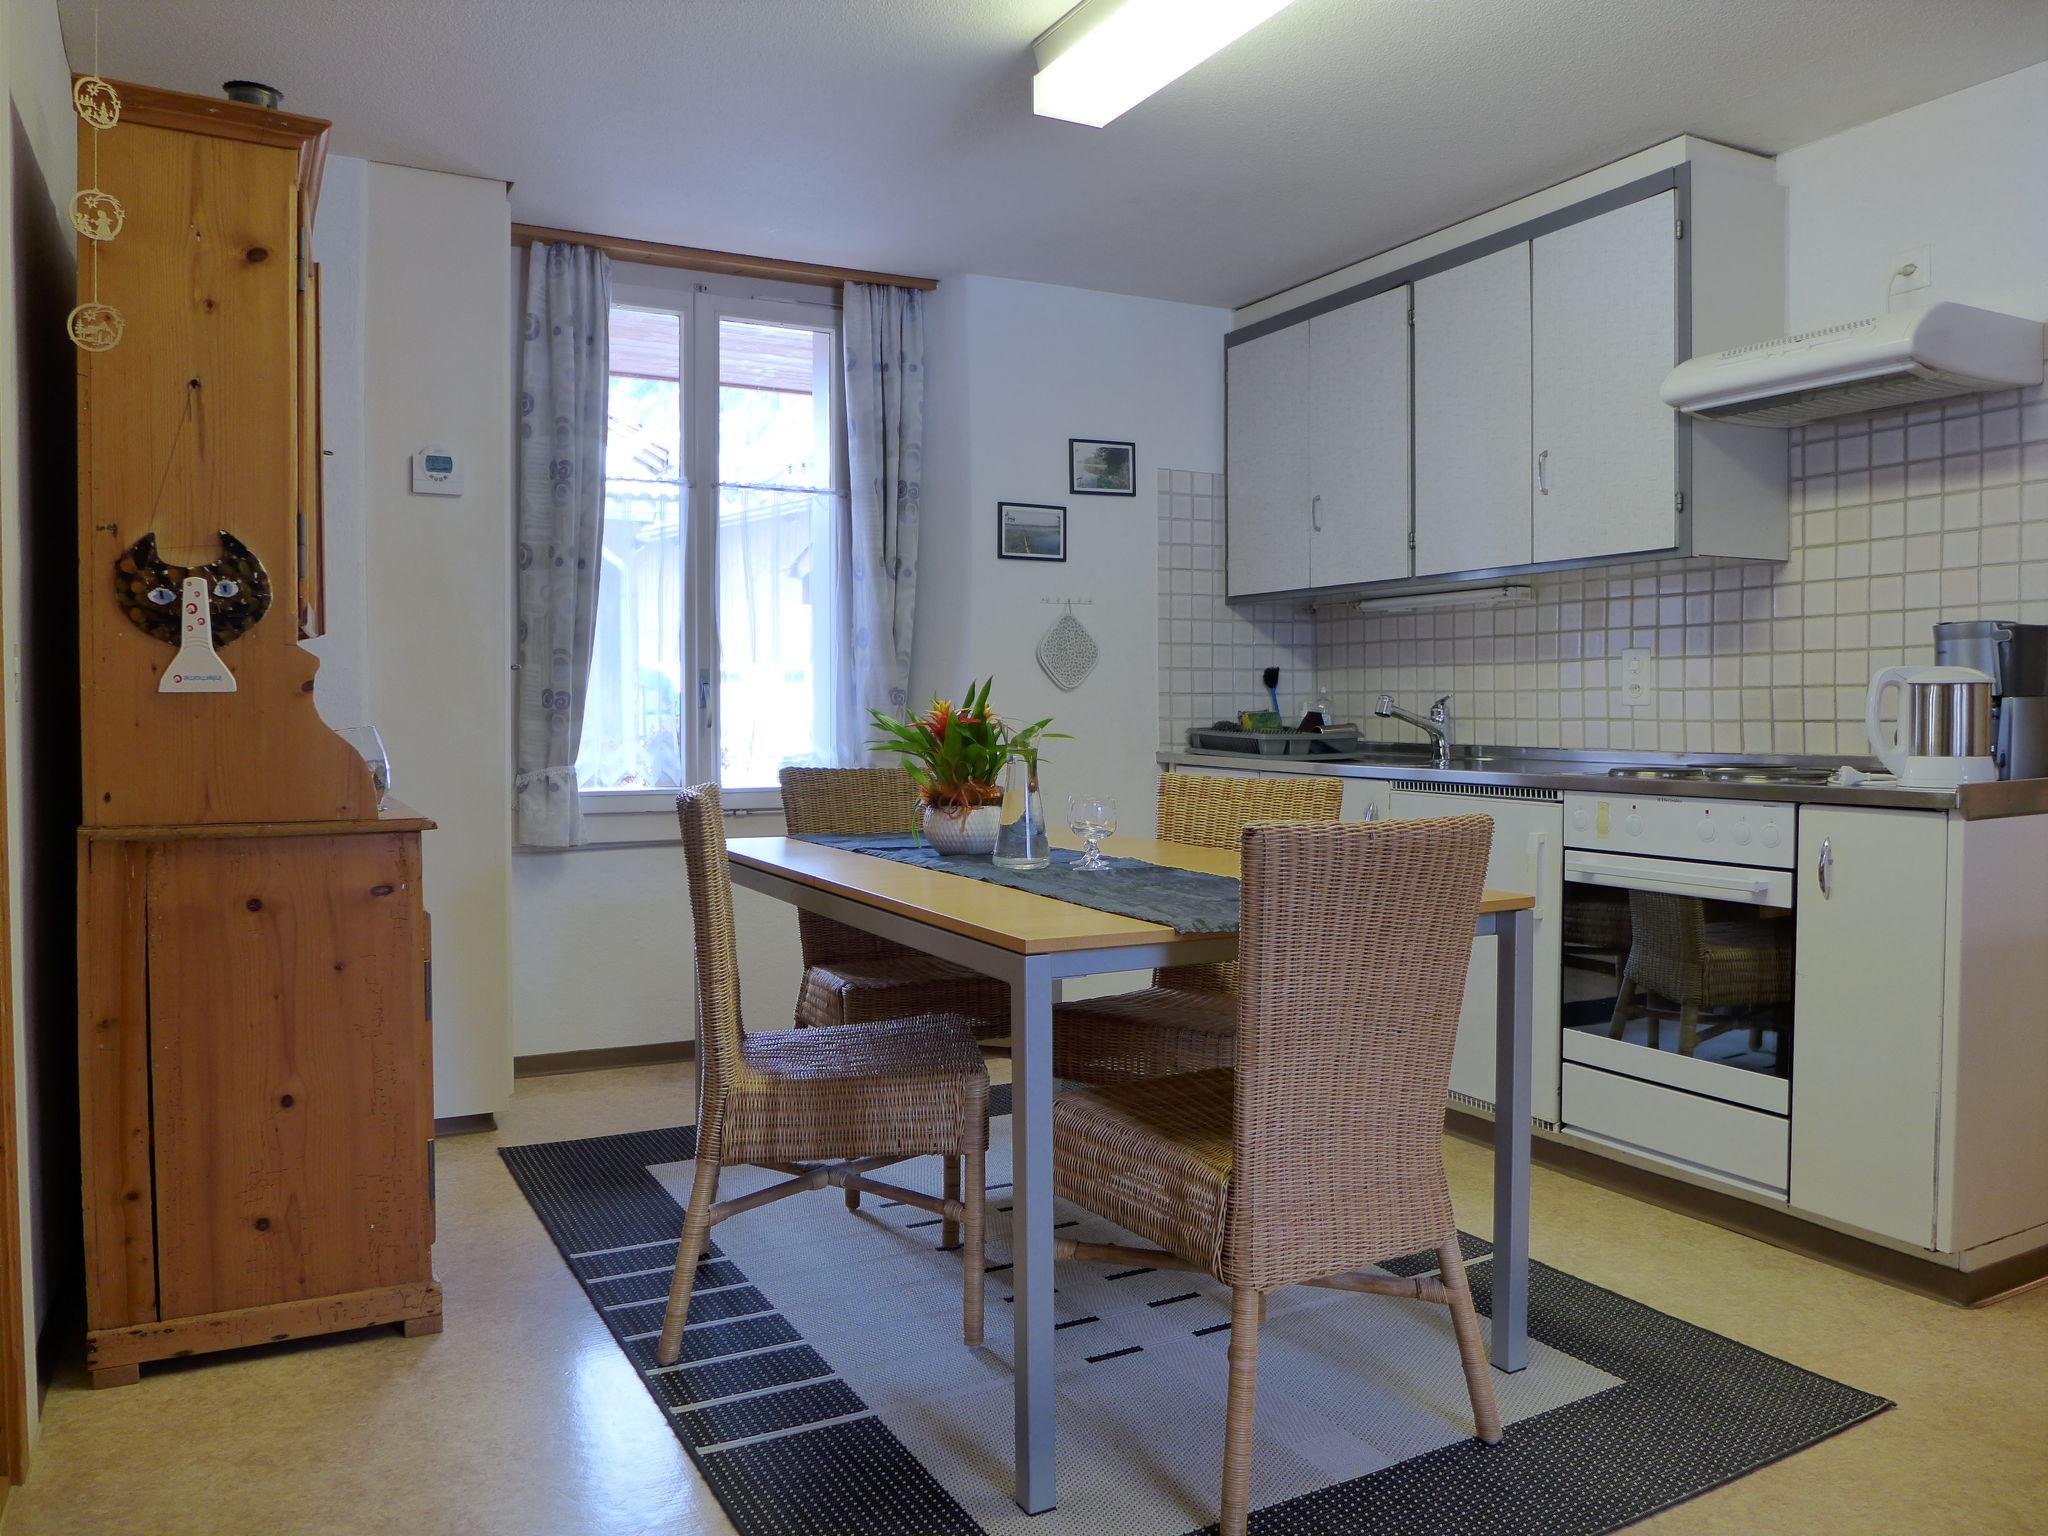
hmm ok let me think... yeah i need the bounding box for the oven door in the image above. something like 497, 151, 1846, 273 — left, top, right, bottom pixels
1559, 849, 1796, 1191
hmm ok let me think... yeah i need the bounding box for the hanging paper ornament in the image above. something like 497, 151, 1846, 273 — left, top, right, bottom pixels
67, 303, 124, 352
72, 74, 120, 130
69, 188, 124, 242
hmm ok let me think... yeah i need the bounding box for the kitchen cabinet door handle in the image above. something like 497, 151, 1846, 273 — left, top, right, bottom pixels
1817, 838, 1833, 898
1525, 829, 1549, 922
1311, 493, 1323, 532
1536, 449, 1550, 496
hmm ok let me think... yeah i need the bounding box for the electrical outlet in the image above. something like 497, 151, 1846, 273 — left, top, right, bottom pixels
1621, 647, 1651, 708
1891, 245, 1932, 297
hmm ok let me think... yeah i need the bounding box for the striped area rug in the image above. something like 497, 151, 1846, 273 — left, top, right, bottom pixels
501, 1087, 1888, 1535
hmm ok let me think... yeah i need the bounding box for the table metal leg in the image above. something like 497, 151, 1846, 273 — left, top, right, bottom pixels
1009, 954, 1057, 1513
1491, 907, 1533, 1372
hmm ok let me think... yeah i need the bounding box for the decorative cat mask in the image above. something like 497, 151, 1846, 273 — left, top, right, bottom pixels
114, 531, 272, 646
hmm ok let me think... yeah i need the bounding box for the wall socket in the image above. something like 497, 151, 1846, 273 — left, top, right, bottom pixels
1621, 647, 1651, 708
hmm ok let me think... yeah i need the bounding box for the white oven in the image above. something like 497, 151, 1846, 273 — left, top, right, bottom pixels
1557, 792, 1796, 1196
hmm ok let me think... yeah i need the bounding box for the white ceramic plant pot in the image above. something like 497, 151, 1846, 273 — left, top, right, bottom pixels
922, 803, 1000, 856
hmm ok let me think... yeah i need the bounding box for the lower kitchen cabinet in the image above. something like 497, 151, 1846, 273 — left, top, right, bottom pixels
1789, 806, 1948, 1247
77, 819, 440, 1385
1387, 787, 1562, 1125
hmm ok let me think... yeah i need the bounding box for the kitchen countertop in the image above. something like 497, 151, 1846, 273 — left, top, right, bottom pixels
1159, 746, 2048, 819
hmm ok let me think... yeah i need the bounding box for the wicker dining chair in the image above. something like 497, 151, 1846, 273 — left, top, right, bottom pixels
1050, 771, 1345, 1083
656, 785, 990, 1366
1607, 889, 1793, 1056
1051, 815, 1502, 1536
779, 766, 1011, 1042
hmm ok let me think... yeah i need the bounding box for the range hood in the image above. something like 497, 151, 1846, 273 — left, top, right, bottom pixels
1661, 302, 2044, 428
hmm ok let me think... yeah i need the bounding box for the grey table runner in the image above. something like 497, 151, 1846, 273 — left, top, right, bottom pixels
792, 834, 1241, 935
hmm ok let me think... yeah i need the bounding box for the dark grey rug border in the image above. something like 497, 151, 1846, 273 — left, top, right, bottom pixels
500, 1095, 1891, 1536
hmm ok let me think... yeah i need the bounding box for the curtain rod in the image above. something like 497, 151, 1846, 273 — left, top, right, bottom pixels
511, 223, 939, 292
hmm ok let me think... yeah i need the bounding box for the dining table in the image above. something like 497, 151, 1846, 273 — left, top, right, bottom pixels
726, 829, 1537, 1517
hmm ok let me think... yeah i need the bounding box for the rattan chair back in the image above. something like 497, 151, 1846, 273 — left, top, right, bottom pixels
779, 766, 922, 837
1224, 814, 1492, 1289
779, 766, 925, 971
677, 785, 746, 1115
1154, 772, 1345, 995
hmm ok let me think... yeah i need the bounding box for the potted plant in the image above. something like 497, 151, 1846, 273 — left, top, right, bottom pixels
867, 679, 1065, 855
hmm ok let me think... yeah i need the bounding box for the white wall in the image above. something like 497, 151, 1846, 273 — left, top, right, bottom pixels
2, 0, 73, 1445
510, 825, 803, 1059
1777, 61, 2048, 329
913, 275, 1229, 829
358, 163, 514, 1117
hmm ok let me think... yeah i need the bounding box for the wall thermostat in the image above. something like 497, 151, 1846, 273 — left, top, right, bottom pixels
411, 447, 462, 496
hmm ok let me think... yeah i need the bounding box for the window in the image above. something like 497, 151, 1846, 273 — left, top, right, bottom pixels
580, 272, 843, 799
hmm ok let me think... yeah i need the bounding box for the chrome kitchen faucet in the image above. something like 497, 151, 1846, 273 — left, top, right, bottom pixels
1375, 693, 1455, 767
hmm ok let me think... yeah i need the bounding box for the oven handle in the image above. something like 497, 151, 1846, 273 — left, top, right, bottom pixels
1564, 849, 1789, 905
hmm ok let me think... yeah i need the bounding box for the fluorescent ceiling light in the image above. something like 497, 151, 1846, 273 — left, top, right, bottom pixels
1032, 0, 1302, 128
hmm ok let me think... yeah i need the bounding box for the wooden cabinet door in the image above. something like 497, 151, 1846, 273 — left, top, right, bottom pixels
147, 834, 431, 1318
1790, 807, 1947, 1246
1531, 191, 1679, 563
1309, 289, 1411, 588
1225, 322, 1310, 598
1414, 243, 1532, 576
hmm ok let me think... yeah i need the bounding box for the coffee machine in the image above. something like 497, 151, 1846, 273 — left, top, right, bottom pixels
1933, 620, 2048, 779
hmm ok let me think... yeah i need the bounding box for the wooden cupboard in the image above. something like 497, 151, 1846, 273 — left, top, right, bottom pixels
74, 81, 438, 1384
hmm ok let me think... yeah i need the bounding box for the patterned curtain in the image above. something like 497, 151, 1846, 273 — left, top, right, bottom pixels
514, 241, 611, 846
841, 283, 927, 730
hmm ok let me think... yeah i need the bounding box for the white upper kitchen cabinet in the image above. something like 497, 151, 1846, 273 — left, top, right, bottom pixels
1224, 321, 1310, 599
1308, 288, 1411, 588
1414, 243, 1532, 577
1790, 806, 1948, 1247
1226, 293, 1410, 598
1532, 192, 1680, 563
1225, 138, 1788, 602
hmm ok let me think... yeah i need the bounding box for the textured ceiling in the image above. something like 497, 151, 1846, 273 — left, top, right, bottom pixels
64, 0, 2048, 307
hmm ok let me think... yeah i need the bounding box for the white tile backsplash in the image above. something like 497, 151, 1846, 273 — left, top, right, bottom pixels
1159, 382, 2048, 756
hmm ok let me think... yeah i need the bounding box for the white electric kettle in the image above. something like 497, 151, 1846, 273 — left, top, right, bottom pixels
1864, 666, 1999, 788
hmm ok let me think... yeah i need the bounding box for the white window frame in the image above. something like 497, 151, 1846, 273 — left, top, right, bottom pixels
578, 264, 843, 830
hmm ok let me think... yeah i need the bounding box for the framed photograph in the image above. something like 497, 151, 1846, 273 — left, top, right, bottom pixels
1068, 438, 1136, 497
996, 501, 1067, 562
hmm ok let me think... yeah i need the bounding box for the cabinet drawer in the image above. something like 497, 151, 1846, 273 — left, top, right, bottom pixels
1562, 1062, 1788, 1196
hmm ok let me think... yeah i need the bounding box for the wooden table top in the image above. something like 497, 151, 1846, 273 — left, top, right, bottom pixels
727, 833, 1533, 957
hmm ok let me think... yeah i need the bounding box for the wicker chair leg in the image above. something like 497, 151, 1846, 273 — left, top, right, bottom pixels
1679, 999, 1701, 1057
1219, 1286, 1264, 1536
961, 1147, 985, 1346
1437, 1237, 1503, 1444
941, 1155, 961, 1250
845, 1183, 860, 1212
656, 1154, 723, 1367
1607, 972, 1636, 1039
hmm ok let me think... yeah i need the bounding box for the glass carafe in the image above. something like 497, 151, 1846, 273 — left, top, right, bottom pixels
992, 751, 1051, 869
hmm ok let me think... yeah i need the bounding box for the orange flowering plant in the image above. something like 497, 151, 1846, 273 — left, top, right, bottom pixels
866, 678, 1066, 813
